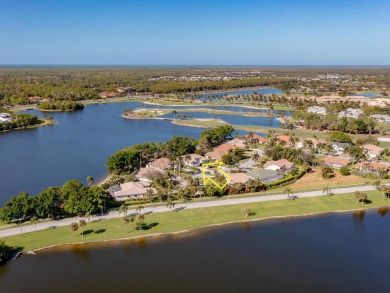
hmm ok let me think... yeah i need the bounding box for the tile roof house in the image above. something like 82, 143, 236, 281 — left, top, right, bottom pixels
205, 143, 240, 161
110, 182, 156, 201
136, 167, 165, 182
362, 144, 384, 159
263, 159, 294, 172
321, 156, 350, 168
228, 173, 250, 185
184, 154, 206, 167
244, 133, 267, 144
226, 138, 246, 148
276, 135, 292, 145
247, 168, 283, 183
147, 158, 171, 170
355, 161, 389, 174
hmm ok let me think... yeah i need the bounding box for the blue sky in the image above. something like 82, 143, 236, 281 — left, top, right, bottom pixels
0, 0, 389, 65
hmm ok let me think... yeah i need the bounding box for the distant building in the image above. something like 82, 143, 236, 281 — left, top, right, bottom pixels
331, 142, 350, 153
308, 106, 327, 115
116, 87, 135, 94
338, 108, 364, 118
226, 138, 246, 148
247, 168, 283, 183
321, 156, 350, 168
98, 92, 118, 98
370, 114, 390, 123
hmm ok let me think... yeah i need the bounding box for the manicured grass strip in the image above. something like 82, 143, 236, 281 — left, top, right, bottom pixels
3, 191, 389, 251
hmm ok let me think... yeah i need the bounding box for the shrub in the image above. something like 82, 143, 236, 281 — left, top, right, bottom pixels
339, 166, 351, 176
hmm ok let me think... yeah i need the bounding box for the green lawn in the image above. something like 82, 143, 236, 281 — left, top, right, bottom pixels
3, 191, 389, 251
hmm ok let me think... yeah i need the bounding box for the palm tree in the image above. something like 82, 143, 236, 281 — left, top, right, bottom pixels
123, 216, 130, 233
87, 176, 95, 187
79, 219, 86, 238
118, 204, 128, 216
30, 216, 39, 231
136, 204, 144, 215
172, 110, 177, 120
166, 197, 175, 209
284, 188, 293, 199
251, 152, 260, 164
323, 186, 332, 196
71, 222, 79, 237
372, 180, 381, 190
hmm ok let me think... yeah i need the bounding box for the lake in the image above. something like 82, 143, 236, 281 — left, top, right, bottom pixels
0, 101, 278, 202
0, 210, 389, 293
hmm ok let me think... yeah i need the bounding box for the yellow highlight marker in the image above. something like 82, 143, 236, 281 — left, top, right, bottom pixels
201, 161, 231, 190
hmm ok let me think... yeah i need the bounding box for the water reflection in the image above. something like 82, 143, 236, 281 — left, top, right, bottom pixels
377, 207, 389, 217
71, 244, 90, 261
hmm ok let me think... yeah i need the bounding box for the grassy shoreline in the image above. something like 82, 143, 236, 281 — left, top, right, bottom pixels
3, 190, 389, 252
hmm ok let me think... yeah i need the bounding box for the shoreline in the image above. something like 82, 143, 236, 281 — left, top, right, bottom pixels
0, 118, 56, 134
26, 205, 384, 254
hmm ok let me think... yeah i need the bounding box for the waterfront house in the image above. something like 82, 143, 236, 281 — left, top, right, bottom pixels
147, 158, 171, 170
136, 167, 165, 182
110, 182, 156, 201
184, 154, 206, 167
244, 133, 267, 144
263, 159, 294, 172
321, 156, 350, 168
362, 144, 383, 159
247, 168, 283, 183
226, 138, 246, 148
205, 143, 240, 161
0, 113, 12, 123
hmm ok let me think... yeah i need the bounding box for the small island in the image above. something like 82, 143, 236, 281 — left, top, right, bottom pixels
0, 108, 55, 132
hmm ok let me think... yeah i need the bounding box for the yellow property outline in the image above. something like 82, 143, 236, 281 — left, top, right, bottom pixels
201, 161, 231, 190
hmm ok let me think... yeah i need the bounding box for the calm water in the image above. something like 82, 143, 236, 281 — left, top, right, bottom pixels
0, 210, 389, 293
354, 92, 379, 98
0, 101, 274, 202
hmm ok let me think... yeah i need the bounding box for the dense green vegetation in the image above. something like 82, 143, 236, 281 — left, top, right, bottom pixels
0, 180, 110, 223
37, 101, 84, 111
106, 126, 233, 174
0, 108, 42, 131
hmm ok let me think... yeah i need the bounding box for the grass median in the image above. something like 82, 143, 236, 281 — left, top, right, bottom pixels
2, 190, 389, 251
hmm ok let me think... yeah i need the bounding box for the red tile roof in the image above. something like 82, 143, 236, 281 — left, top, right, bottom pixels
356, 161, 389, 171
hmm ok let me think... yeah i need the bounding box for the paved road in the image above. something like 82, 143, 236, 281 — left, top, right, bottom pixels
0, 185, 375, 238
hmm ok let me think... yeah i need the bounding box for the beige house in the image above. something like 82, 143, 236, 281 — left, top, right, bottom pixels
147, 158, 171, 170
263, 159, 294, 172
228, 173, 250, 185
111, 182, 156, 201
362, 144, 383, 159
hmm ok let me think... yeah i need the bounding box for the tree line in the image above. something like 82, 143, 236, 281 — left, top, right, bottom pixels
0, 179, 110, 223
